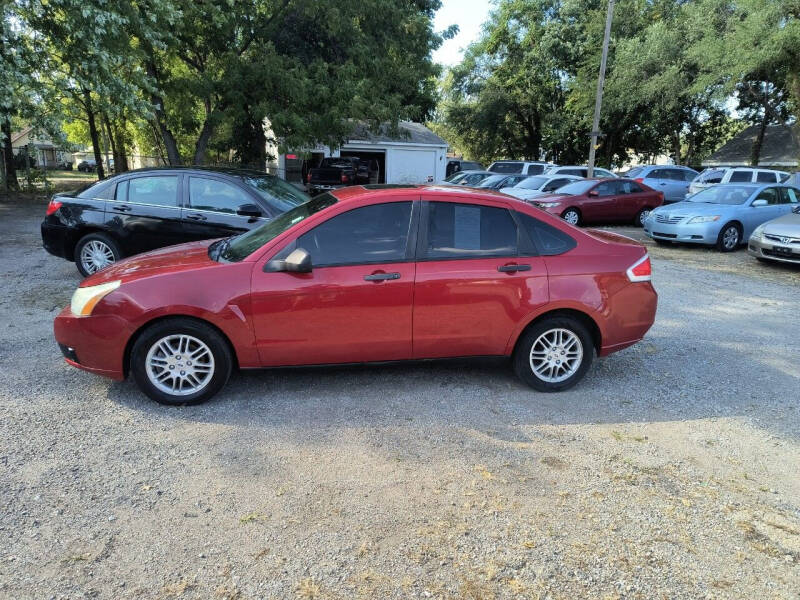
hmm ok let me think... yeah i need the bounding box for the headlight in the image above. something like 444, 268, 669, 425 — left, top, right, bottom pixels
70, 280, 121, 316
751, 224, 766, 239
688, 215, 720, 224
536, 202, 562, 208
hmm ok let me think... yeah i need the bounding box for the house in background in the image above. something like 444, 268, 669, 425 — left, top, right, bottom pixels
702, 124, 800, 170
11, 127, 74, 169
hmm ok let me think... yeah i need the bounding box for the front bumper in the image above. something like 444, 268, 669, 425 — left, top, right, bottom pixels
748, 235, 800, 264
53, 306, 133, 380
643, 218, 719, 245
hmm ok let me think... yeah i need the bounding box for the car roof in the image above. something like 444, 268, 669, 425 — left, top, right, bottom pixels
331, 184, 515, 203
105, 166, 273, 179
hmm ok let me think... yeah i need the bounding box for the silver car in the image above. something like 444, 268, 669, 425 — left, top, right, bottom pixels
748, 205, 800, 264
644, 183, 800, 252
499, 175, 583, 201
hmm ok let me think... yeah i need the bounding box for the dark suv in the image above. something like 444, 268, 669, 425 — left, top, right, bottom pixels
41, 167, 310, 276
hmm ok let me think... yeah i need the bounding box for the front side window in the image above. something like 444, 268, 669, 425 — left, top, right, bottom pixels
650, 169, 668, 179
424, 202, 517, 259
127, 176, 178, 207
754, 187, 780, 205
595, 181, 617, 196
682, 170, 698, 182
296, 202, 412, 267
517, 212, 576, 256
189, 177, 253, 214
729, 170, 752, 183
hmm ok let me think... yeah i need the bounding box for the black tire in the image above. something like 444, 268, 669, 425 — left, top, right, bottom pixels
513, 316, 594, 392
130, 318, 233, 406
715, 222, 741, 252
74, 232, 122, 277
634, 208, 652, 227
561, 208, 581, 226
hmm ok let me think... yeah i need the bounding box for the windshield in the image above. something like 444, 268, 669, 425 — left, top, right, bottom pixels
476, 175, 508, 188
444, 171, 468, 183
462, 173, 489, 185
687, 185, 753, 205
515, 176, 549, 190
219, 193, 337, 262
552, 180, 596, 195
244, 176, 310, 213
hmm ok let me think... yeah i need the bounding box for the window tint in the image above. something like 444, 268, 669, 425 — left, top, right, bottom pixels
700, 169, 724, 184
517, 212, 576, 256
490, 162, 523, 173
595, 181, 617, 196
296, 202, 412, 267
525, 164, 546, 175
425, 202, 517, 259
782, 187, 800, 203
666, 169, 686, 181
565, 168, 586, 177
127, 176, 178, 207
754, 187, 780, 205
729, 170, 752, 183
620, 180, 643, 193
756, 171, 778, 183
649, 169, 668, 179
189, 177, 253, 214
77, 180, 115, 199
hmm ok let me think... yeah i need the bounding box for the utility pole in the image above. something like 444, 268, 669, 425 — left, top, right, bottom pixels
587, 0, 614, 178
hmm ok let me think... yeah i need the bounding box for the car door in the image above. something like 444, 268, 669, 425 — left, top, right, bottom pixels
412, 198, 548, 358
106, 174, 185, 255
181, 175, 270, 241
616, 180, 651, 218
743, 187, 785, 237
646, 168, 673, 200
249, 200, 417, 366
581, 180, 619, 221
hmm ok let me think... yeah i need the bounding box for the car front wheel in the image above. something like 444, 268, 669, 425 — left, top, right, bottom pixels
130, 318, 233, 405
635, 208, 651, 227
562, 208, 581, 226
716, 223, 741, 252
513, 316, 594, 392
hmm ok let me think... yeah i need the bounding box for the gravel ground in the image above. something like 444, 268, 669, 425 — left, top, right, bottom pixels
1, 195, 799, 600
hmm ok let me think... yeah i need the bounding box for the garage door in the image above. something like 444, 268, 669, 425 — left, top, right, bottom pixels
391, 149, 437, 184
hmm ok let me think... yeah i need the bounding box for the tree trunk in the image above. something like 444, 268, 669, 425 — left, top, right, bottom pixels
83, 88, 106, 180
751, 108, 769, 166
193, 99, 215, 165
1, 116, 18, 191
102, 114, 120, 175
674, 131, 682, 165
113, 122, 129, 172
145, 60, 182, 165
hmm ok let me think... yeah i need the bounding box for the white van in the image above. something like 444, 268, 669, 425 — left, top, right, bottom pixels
688, 167, 790, 196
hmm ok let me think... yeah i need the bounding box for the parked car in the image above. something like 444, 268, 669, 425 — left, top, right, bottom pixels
446, 158, 484, 178
748, 204, 800, 264
625, 165, 698, 203
545, 165, 618, 178
438, 170, 493, 186
488, 160, 554, 175
41, 167, 310, 276
500, 175, 583, 201
688, 167, 790, 196
530, 178, 663, 226
306, 157, 367, 195
53, 184, 658, 405
77, 159, 96, 172
474, 173, 530, 190
644, 183, 800, 252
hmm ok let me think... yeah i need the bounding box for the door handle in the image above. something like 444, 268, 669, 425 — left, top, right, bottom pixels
498, 264, 531, 273
112, 204, 131, 212
185, 213, 207, 221
364, 272, 401, 281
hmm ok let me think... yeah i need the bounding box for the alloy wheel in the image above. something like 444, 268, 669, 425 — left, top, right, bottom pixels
145, 334, 215, 396
529, 328, 583, 383
563, 210, 580, 225
638, 209, 650, 225
79, 240, 115, 274
722, 226, 739, 250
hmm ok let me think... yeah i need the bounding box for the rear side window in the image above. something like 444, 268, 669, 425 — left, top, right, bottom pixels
756, 171, 778, 183
729, 170, 752, 182
517, 212, 576, 256
77, 180, 115, 199
700, 169, 724, 183
525, 164, 546, 175
127, 176, 178, 207
424, 202, 517, 259
189, 177, 254, 214
782, 187, 800, 203
620, 181, 643, 193
649, 169, 668, 179
297, 202, 412, 267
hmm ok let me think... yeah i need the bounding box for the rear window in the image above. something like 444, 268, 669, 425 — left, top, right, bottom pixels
626, 167, 644, 178
489, 161, 524, 174
517, 212, 576, 256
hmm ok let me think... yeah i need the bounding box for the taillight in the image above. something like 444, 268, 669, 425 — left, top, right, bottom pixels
46, 199, 63, 216
626, 254, 652, 282
341, 173, 349, 184
306, 172, 312, 183
634, 177, 644, 183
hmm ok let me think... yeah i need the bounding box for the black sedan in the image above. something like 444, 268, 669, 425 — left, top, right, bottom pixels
41, 167, 310, 276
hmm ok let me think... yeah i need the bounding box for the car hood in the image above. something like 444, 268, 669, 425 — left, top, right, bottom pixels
762, 212, 800, 236
652, 201, 739, 217
80, 239, 222, 287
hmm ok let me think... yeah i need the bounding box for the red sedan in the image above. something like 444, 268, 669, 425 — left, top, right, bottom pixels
54, 185, 657, 405
530, 178, 664, 226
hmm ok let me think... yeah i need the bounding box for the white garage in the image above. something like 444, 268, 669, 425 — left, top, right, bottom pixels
277, 121, 449, 186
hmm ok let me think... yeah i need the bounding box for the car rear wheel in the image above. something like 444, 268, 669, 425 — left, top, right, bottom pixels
562, 208, 581, 226
634, 208, 651, 227
74, 233, 121, 277
716, 223, 741, 252
131, 318, 233, 405
513, 316, 594, 392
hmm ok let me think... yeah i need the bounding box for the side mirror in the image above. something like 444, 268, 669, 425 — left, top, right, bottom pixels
588, 190, 599, 197
236, 203, 262, 218
266, 247, 312, 273
751, 199, 768, 207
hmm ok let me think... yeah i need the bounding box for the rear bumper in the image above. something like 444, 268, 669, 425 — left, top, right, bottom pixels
642, 219, 719, 244
53, 307, 132, 380
748, 236, 800, 264
598, 281, 658, 357
41, 222, 72, 260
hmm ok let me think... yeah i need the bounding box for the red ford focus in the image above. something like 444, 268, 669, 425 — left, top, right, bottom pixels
54, 185, 657, 405
530, 178, 664, 226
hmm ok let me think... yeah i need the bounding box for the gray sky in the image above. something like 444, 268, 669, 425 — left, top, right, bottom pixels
433, 0, 493, 66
